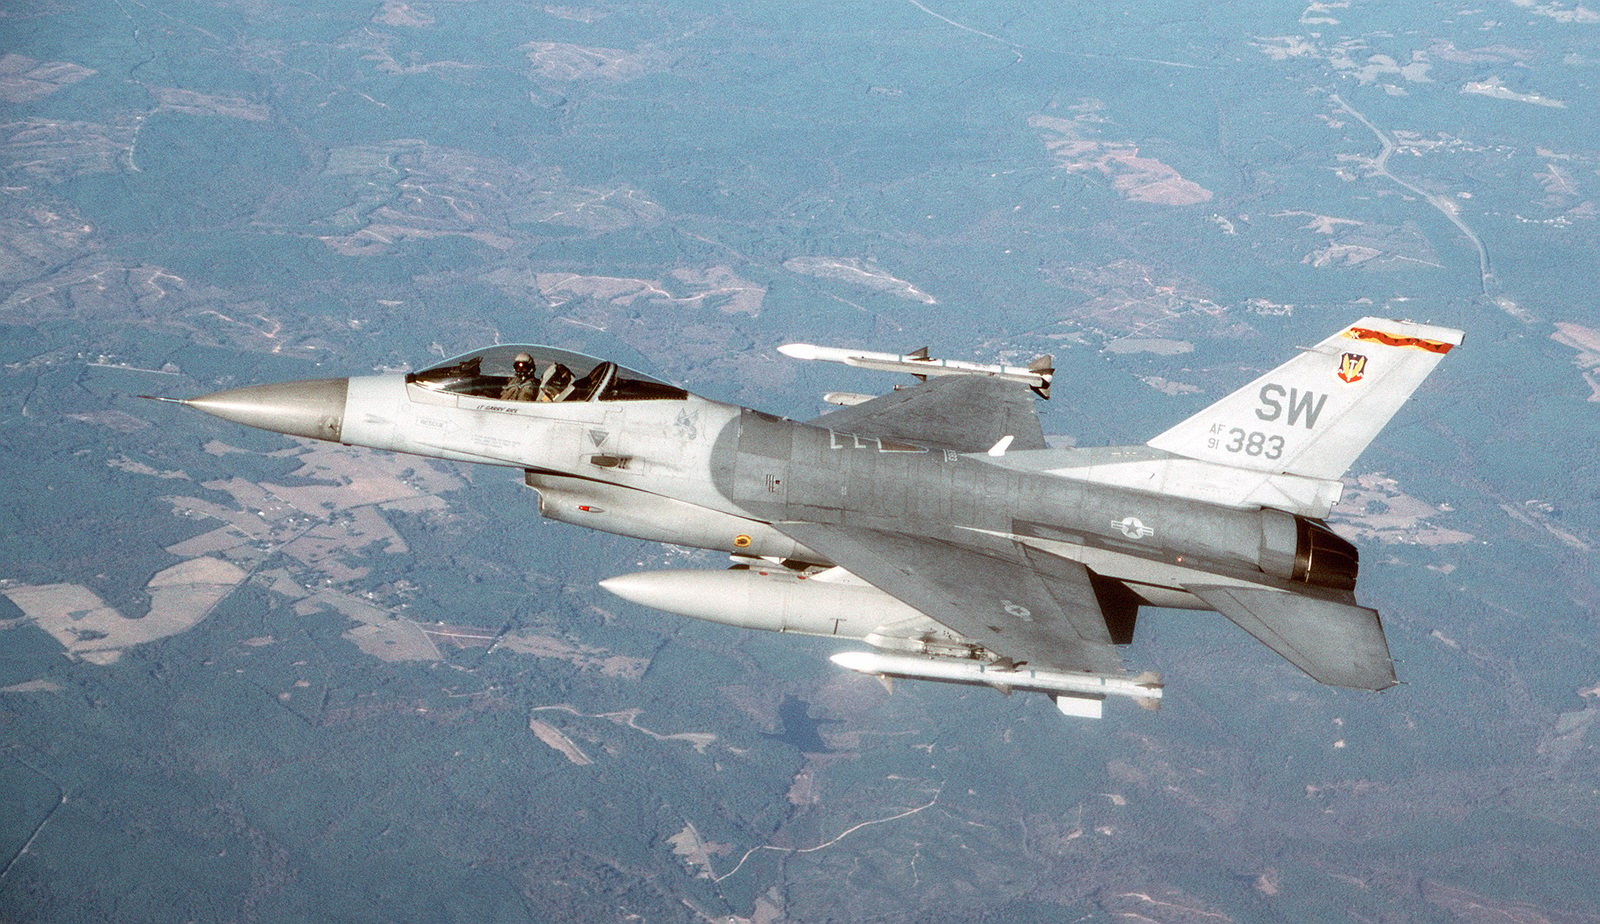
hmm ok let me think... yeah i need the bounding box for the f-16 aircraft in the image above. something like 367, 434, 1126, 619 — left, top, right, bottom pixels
148, 317, 1462, 718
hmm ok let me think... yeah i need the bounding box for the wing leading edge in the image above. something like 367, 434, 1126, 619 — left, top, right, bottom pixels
774, 522, 1126, 676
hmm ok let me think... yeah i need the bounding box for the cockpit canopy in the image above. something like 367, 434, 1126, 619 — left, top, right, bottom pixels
406, 345, 687, 403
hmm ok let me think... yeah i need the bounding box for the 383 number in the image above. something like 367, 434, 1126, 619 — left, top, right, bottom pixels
1221, 428, 1284, 460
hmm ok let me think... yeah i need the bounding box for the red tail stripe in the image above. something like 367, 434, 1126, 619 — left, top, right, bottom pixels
1347, 327, 1454, 354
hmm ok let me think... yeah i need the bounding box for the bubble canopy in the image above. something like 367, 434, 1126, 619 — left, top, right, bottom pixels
405, 345, 687, 402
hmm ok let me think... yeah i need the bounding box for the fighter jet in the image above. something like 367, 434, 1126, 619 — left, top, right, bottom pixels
147, 317, 1462, 718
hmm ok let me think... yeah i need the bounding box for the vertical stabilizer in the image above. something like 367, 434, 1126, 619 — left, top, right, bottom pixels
1146, 318, 1463, 480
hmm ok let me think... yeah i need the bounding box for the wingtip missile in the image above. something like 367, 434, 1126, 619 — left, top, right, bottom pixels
778, 343, 1053, 393
777, 342, 825, 361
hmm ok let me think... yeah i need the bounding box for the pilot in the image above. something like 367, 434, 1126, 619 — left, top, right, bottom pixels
499, 353, 539, 402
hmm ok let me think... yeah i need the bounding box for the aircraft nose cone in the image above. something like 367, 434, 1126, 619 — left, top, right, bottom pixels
179, 378, 349, 442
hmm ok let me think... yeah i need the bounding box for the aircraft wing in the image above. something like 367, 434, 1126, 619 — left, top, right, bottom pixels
775, 522, 1126, 675
806, 375, 1047, 455
1185, 584, 1396, 690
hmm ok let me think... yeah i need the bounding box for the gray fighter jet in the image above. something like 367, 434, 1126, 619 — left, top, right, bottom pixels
149, 317, 1463, 718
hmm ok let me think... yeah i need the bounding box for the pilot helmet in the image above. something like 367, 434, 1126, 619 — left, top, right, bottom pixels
512, 352, 535, 376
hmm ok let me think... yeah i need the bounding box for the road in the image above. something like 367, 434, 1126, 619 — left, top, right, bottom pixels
1333, 93, 1495, 296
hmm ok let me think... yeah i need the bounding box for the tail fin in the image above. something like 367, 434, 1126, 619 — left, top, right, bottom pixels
1147, 318, 1463, 480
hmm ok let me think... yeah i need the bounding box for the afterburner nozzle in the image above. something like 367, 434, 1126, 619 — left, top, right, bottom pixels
147, 378, 349, 443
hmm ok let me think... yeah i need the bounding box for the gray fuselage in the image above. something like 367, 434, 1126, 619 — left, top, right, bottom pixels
334, 375, 1342, 612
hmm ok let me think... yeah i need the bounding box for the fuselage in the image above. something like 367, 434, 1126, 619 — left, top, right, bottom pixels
314, 369, 1350, 612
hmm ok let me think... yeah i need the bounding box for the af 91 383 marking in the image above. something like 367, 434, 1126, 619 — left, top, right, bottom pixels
1210, 426, 1285, 460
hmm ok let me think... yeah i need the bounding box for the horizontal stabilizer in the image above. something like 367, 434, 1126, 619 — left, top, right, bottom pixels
1186, 584, 1396, 691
